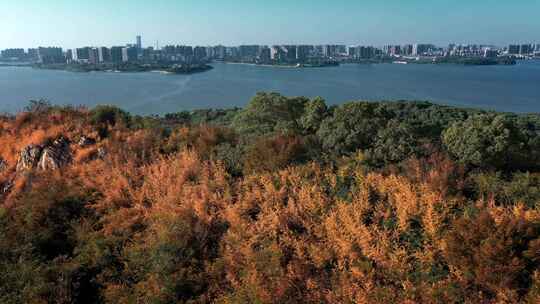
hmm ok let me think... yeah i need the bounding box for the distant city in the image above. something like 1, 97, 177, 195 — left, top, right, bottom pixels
1, 35, 539, 66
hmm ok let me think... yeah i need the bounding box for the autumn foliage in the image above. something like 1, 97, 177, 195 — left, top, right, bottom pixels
1, 98, 540, 304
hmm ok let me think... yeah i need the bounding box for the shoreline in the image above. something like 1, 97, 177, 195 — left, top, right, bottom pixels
220, 62, 299, 68
30, 63, 213, 75
219, 61, 340, 68
3, 57, 535, 71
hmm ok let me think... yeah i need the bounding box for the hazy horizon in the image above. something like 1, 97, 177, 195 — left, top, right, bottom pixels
2, 0, 540, 50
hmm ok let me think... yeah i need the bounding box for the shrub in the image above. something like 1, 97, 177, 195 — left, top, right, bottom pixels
89, 105, 131, 127
243, 134, 307, 174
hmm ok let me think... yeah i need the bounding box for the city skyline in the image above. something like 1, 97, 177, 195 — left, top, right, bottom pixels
2, 0, 540, 50
2, 36, 539, 52
3, 37, 536, 68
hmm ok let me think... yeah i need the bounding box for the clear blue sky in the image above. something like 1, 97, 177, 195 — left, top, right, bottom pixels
1, 0, 539, 49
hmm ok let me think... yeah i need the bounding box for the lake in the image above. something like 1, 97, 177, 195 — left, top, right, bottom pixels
1, 60, 539, 115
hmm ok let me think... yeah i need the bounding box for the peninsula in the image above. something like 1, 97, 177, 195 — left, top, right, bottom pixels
32, 62, 213, 74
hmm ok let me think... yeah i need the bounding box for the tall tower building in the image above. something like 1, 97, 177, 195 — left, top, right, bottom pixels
412, 44, 419, 56
98, 47, 110, 62
89, 48, 100, 64
110, 47, 124, 63
136, 36, 142, 50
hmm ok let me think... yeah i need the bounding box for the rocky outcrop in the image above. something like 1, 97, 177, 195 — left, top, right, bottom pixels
78, 135, 96, 147
97, 147, 107, 159
0, 158, 7, 172
16, 137, 72, 172
16, 145, 43, 171
1, 179, 13, 195
37, 137, 72, 170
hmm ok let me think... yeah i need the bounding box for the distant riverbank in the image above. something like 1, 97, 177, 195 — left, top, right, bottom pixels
0, 62, 32, 67
221, 60, 340, 68
224, 57, 517, 67
343, 56, 517, 66
1, 57, 519, 72
425, 56, 517, 65
32, 62, 213, 74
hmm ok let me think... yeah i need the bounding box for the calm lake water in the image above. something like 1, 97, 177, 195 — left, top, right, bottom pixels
1, 60, 539, 115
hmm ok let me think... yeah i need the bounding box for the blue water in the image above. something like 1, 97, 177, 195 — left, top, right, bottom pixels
1, 61, 539, 114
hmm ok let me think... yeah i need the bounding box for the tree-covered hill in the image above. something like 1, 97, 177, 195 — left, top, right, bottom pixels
1, 95, 540, 303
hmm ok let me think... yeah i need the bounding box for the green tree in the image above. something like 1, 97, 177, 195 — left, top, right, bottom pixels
442, 114, 540, 170
365, 120, 420, 166
232, 92, 309, 136
90, 105, 131, 127
316, 102, 393, 155
299, 96, 328, 134
443, 114, 512, 168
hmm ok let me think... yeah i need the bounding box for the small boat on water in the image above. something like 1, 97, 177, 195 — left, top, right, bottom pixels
393, 61, 408, 64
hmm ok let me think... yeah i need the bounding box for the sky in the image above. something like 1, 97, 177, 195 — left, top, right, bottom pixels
1, 0, 539, 49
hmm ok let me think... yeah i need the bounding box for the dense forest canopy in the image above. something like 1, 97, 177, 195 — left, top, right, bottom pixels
1, 94, 540, 303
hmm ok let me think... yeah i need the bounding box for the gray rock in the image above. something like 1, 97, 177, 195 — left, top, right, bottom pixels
0, 158, 7, 172
37, 137, 72, 170
16, 136, 73, 172
78, 135, 96, 147
1, 179, 13, 194
16, 145, 43, 171
97, 147, 107, 159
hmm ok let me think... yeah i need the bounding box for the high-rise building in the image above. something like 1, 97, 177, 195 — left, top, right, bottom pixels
37, 47, 64, 64
163, 45, 188, 61
205, 47, 214, 58
27, 48, 39, 61
383, 45, 401, 56
193, 46, 207, 61
508, 45, 520, 55
337, 45, 347, 55
296, 45, 313, 62
412, 44, 433, 56
110, 46, 124, 63
136, 35, 142, 50
183, 45, 195, 58
259, 46, 271, 62
239, 45, 260, 60
142, 47, 154, 60
412, 44, 419, 56
98, 47, 110, 62
89, 48, 100, 64
212, 45, 225, 60
162, 45, 176, 55
271, 45, 288, 61
347, 46, 357, 58
483, 48, 498, 58
122, 47, 138, 62
323, 45, 338, 58
76, 47, 91, 61
402, 44, 413, 56
122, 48, 128, 62
321, 45, 346, 57
520, 44, 532, 55
313, 45, 324, 57
0, 48, 25, 59
225, 47, 239, 59
65, 49, 73, 63
358, 46, 376, 59
283, 45, 297, 61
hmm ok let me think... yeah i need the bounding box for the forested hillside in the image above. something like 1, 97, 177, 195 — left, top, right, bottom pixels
1, 94, 540, 303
